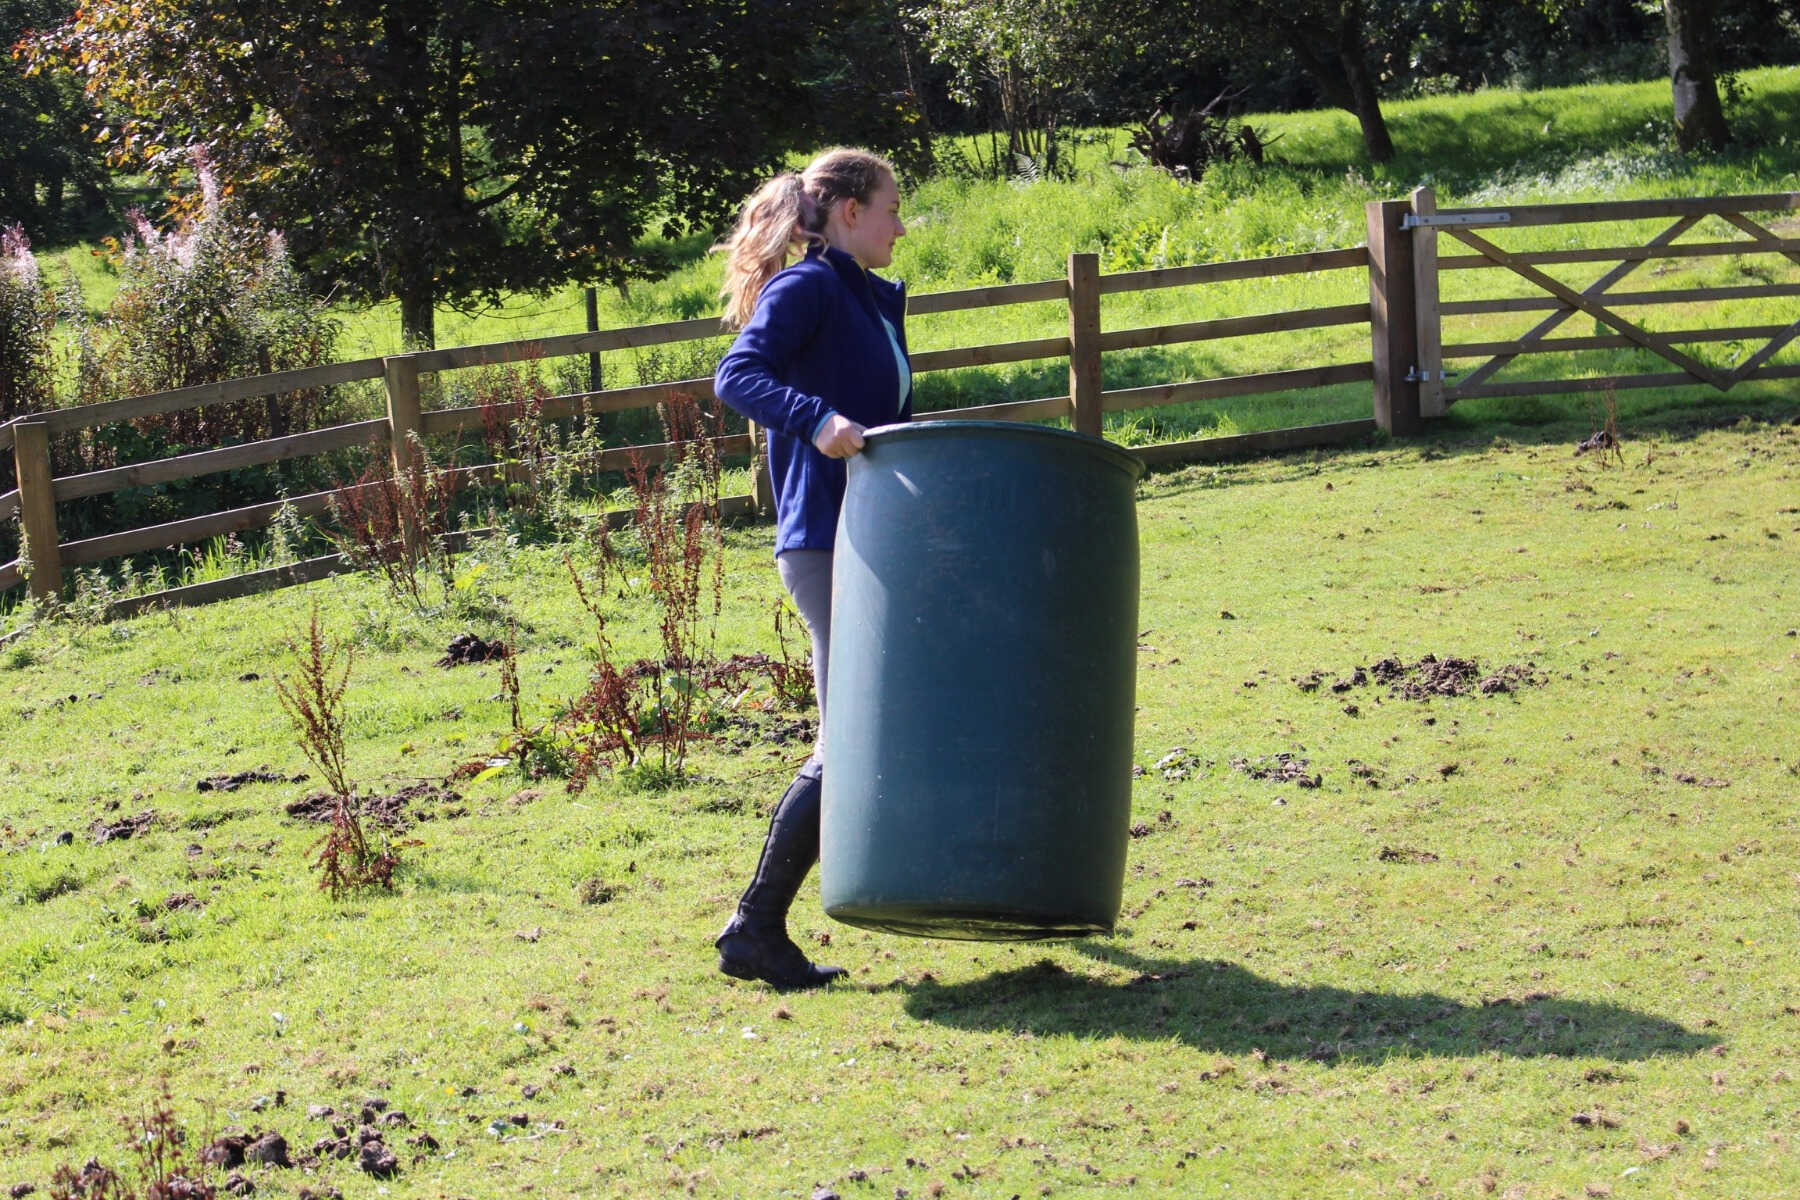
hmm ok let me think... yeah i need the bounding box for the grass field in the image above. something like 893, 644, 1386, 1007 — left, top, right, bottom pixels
3, 386, 1798, 1196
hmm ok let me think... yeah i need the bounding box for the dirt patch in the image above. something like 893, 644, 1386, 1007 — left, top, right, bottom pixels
1231, 754, 1321, 788
1297, 654, 1543, 701
436, 633, 509, 668
89, 810, 156, 844
197, 769, 306, 793
720, 712, 817, 752
284, 785, 462, 831
1378, 845, 1440, 864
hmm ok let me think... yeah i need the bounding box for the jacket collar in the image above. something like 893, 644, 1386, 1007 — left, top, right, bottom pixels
808, 243, 905, 310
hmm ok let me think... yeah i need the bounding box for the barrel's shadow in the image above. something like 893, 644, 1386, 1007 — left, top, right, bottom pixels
899, 945, 1713, 1063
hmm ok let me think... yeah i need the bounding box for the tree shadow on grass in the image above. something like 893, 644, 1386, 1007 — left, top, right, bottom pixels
901, 946, 1715, 1064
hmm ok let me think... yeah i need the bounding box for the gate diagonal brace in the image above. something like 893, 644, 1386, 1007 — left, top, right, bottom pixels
1448, 227, 1732, 393
1452, 214, 1701, 395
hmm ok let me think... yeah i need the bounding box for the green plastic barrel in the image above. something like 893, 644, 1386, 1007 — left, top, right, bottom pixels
819, 420, 1144, 940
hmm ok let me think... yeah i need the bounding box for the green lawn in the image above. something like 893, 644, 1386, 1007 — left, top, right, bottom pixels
3, 390, 1798, 1197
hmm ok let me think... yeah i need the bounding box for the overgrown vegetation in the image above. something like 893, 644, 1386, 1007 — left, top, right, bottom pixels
326, 442, 464, 614
0, 224, 56, 427
6, 153, 344, 564
46, 1086, 215, 1200
562, 395, 727, 790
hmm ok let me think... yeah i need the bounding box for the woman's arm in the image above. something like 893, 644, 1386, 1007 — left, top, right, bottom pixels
714, 269, 837, 442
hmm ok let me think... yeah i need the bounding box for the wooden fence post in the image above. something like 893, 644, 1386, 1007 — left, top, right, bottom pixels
383, 354, 423, 476
1365, 199, 1422, 436
1410, 186, 1445, 419
1067, 252, 1103, 438
14, 422, 63, 605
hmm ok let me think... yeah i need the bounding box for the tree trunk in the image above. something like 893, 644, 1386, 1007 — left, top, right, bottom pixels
400, 287, 435, 352
1665, 0, 1729, 153
1336, 1, 1394, 163
1277, 2, 1394, 164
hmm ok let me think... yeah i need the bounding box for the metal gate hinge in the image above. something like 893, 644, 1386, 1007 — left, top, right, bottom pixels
1406, 367, 1455, 382
1402, 212, 1512, 229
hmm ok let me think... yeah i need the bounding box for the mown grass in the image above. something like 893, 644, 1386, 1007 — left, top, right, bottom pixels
2, 389, 1798, 1196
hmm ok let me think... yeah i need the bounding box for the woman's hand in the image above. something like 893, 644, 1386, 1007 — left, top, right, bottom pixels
813, 413, 867, 458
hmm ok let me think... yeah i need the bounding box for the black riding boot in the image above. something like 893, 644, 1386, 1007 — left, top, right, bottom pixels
717, 761, 846, 990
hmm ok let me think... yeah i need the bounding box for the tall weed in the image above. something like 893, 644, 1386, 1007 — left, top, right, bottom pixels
272, 603, 397, 897
326, 439, 463, 613
563, 393, 726, 790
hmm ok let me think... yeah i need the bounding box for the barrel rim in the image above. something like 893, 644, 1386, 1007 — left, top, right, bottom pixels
863, 420, 1145, 481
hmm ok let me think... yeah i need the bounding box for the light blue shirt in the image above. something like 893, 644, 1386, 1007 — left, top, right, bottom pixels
879, 313, 912, 414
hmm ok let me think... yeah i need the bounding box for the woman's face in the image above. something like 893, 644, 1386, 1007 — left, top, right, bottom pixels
833, 173, 905, 269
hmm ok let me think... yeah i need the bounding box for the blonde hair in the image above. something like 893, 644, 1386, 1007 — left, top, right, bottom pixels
716, 147, 896, 330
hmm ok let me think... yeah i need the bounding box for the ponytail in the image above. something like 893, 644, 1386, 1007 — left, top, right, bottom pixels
715, 147, 897, 330
717, 173, 821, 331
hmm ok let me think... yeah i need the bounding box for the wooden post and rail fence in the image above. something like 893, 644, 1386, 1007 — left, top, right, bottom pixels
2, 190, 1797, 616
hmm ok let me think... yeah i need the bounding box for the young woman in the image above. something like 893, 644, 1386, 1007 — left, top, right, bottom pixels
710, 146, 911, 989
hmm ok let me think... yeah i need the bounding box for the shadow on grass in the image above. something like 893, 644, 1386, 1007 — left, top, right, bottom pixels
900, 947, 1716, 1063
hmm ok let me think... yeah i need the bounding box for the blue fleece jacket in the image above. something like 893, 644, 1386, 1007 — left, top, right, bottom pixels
714, 244, 913, 555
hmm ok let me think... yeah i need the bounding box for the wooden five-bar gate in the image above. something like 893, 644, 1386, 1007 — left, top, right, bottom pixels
2, 189, 1796, 616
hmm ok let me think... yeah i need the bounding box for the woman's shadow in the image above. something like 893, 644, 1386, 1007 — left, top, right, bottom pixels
901, 944, 1715, 1063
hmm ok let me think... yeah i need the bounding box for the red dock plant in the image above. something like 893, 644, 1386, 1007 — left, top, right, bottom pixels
272, 602, 397, 895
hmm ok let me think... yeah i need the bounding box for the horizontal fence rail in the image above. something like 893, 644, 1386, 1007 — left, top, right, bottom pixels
5, 187, 1794, 615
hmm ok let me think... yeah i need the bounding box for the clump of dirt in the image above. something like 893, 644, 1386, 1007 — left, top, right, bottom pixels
1129, 810, 1176, 839
89, 810, 156, 844
1378, 845, 1439, 864
245, 1132, 290, 1167
203, 1130, 289, 1170
310, 1120, 398, 1177
1231, 754, 1321, 788
1297, 654, 1544, 701
197, 769, 305, 793
575, 877, 617, 905
284, 785, 462, 831
1397, 655, 1483, 699
436, 633, 508, 667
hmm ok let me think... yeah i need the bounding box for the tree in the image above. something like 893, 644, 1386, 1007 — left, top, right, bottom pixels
1091, 0, 1398, 163
1664, 0, 1731, 152
26, 1, 886, 348
908, 0, 1111, 173
1258, 1, 1395, 162
1, 0, 107, 237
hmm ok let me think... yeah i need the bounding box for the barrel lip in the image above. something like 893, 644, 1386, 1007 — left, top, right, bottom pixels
863, 420, 1145, 481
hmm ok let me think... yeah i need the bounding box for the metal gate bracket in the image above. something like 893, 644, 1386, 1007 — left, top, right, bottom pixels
1402, 212, 1513, 229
